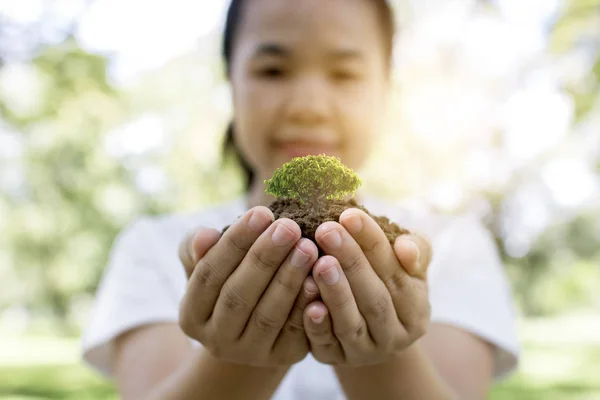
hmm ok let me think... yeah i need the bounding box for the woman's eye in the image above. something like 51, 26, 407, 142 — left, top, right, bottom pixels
258, 67, 286, 78
332, 70, 359, 82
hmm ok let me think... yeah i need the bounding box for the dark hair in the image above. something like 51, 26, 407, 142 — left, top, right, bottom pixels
221, 0, 396, 191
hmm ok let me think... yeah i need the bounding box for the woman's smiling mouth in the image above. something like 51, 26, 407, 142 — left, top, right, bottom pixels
274, 140, 340, 158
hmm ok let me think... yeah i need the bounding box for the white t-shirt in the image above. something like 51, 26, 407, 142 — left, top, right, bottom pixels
81, 194, 520, 399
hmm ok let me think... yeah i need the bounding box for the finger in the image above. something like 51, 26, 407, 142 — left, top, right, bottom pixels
315, 219, 398, 345
210, 218, 302, 338
312, 256, 373, 354
244, 238, 318, 344
394, 234, 432, 279
178, 228, 221, 279
338, 209, 430, 335
185, 207, 273, 323
272, 276, 320, 361
338, 208, 406, 283
303, 301, 344, 365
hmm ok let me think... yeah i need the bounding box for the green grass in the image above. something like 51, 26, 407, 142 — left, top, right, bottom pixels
1, 313, 599, 400
0, 365, 116, 400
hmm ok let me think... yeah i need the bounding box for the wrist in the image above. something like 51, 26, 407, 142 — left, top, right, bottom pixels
146, 347, 291, 400
333, 344, 454, 400
333, 343, 419, 372
199, 348, 291, 374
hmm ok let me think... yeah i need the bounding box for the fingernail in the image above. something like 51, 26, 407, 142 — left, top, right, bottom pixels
320, 266, 340, 285
344, 214, 363, 234
248, 210, 270, 232
272, 224, 295, 247
311, 315, 325, 324
304, 278, 319, 295
290, 246, 310, 267
407, 240, 421, 263
322, 229, 342, 249
189, 232, 200, 262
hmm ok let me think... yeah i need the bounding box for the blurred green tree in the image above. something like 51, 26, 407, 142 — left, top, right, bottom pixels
0, 31, 155, 331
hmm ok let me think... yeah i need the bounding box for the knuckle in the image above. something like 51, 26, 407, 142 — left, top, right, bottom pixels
273, 273, 297, 293
364, 292, 391, 323
253, 309, 283, 334
334, 322, 367, 343
192, 258, 221, 289
307, 327, 332, 345
221, 282, 251, 313
290, 302, 306, 319
342, 252, 363, 278
248, 248, 281, 272
284, 303, 309, 335
283, 308, 305, 335
283, 320, 305, 336
224, 231, 251, 255
383, 269, 406, 293
331, 293, 354, 311
365, 238, 384, 255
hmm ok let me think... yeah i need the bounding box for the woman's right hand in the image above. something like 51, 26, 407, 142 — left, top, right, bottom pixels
178, 206, 320, 367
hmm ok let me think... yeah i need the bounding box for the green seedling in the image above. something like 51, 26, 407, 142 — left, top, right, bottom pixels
264, 154, 362, 212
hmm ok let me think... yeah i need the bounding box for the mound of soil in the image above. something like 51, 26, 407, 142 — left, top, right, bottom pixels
224, 198, 409, 257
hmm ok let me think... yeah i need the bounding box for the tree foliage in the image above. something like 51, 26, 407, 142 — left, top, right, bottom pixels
264, 155, 362, 205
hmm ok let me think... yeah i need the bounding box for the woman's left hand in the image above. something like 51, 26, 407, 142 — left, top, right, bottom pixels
303, 208, 433, 367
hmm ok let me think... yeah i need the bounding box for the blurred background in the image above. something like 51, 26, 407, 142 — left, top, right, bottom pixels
0, 0, 599, 399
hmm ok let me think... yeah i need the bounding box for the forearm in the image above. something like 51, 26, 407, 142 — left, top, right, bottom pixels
334, 343, 456, 400
148, 348, 289, 400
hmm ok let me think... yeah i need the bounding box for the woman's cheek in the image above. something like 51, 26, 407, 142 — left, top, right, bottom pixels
233, 85, 282, 171
338, 98, 380, 168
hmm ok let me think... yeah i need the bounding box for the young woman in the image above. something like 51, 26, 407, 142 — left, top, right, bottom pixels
82, 0, 520, 399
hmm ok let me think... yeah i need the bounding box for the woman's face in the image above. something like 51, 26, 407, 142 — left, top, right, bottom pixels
230, 0, 389, 182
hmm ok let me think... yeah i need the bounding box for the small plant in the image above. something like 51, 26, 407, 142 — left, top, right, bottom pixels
264, 154, 362, 211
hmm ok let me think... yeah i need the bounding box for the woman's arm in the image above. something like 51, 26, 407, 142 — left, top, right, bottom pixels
114, 323, 289, 400
333, 323, 494, 400
304, 209, 496, 400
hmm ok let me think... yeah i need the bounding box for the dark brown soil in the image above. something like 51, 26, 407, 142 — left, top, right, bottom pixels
224, 198, 409, 257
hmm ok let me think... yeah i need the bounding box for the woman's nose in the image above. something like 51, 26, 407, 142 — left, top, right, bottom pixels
285, 74, 331, 125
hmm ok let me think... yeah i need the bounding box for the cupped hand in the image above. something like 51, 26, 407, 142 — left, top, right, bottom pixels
178, 206, 320, 367
302, 208, 432, 367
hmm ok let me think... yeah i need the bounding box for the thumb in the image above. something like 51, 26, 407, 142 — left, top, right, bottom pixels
393, 234, 432, 280
178, 227, 221, 279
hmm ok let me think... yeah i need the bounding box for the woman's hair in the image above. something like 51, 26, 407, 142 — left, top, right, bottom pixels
221, 0, 396, 191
